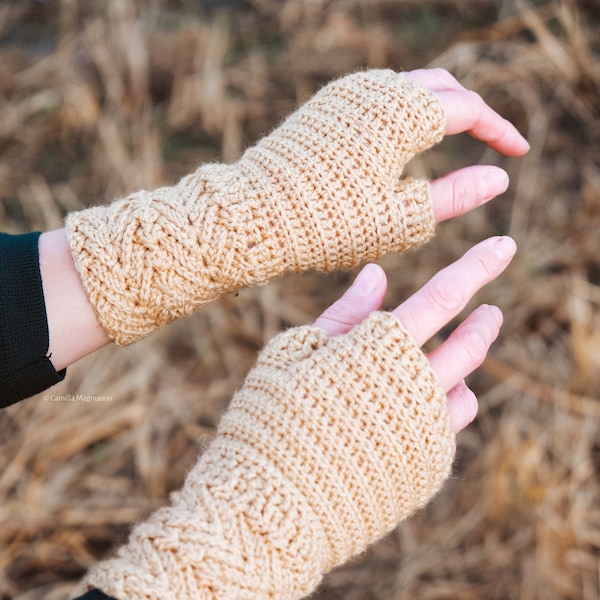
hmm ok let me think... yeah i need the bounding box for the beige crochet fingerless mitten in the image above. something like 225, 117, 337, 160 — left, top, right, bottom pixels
66, 70, 446, 345
79, 312, 455, 600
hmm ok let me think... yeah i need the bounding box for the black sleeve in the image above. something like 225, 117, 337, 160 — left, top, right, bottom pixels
73, 590, 117, 600
0, 232, 66, 407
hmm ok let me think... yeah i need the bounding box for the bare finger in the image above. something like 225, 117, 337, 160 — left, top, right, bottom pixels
447, 380, 479, 434
435, 89, 530, 156
401, 68, 466, 93
427, 304, 503, 391
313, 263, 387, 336
401, 69, 529, 155
393, 236, 515, 347
430, 165, 509, 223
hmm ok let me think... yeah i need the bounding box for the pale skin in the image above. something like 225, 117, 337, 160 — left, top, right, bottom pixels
313, 236, 516, 434
39, 69, 529, 430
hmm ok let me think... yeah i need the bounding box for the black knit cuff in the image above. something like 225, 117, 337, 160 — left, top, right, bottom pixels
0, 232, 66, 407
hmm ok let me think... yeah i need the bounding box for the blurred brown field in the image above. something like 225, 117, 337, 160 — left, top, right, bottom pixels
0, 0, 599, 598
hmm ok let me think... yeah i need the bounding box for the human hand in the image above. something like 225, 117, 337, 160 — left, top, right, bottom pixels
314, 235, 517, 434
403, 68, 529, 155
401, 68, 529, 223
78, 242, 515, 600
66, 68, 526, 348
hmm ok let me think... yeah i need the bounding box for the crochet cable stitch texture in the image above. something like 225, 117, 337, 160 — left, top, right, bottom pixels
66, 70, 446, 345
79, 312, 454, 600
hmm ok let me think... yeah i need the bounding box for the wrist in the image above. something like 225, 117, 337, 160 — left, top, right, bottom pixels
39, 229, 110, 371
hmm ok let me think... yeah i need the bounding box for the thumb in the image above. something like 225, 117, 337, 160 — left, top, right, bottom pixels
313, 264, 387, 336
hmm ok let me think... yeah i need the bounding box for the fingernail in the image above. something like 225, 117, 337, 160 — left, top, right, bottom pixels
481, 167, 509, 199
493, 236, 517, 260
351, 263, 383, 296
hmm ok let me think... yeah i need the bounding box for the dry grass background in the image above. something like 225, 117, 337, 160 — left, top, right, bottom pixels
0, 0, 599, 598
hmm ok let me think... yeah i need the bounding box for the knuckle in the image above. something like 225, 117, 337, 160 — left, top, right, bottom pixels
466, 89, 484, 105
471, 250, 497, 280
450, 174, 476, 215
448, 382, 479, 433
457, 326, 489, 369
465, 90, 486, 126
432, 67, 455, 84
424, 275, 465, 314
461, 385, 479, 424
466, 394, 479, 424
321, 305, 351, 328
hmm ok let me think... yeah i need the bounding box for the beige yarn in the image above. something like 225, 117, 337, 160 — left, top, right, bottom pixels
65, 70, 447, 346
80, 312, 455, 600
